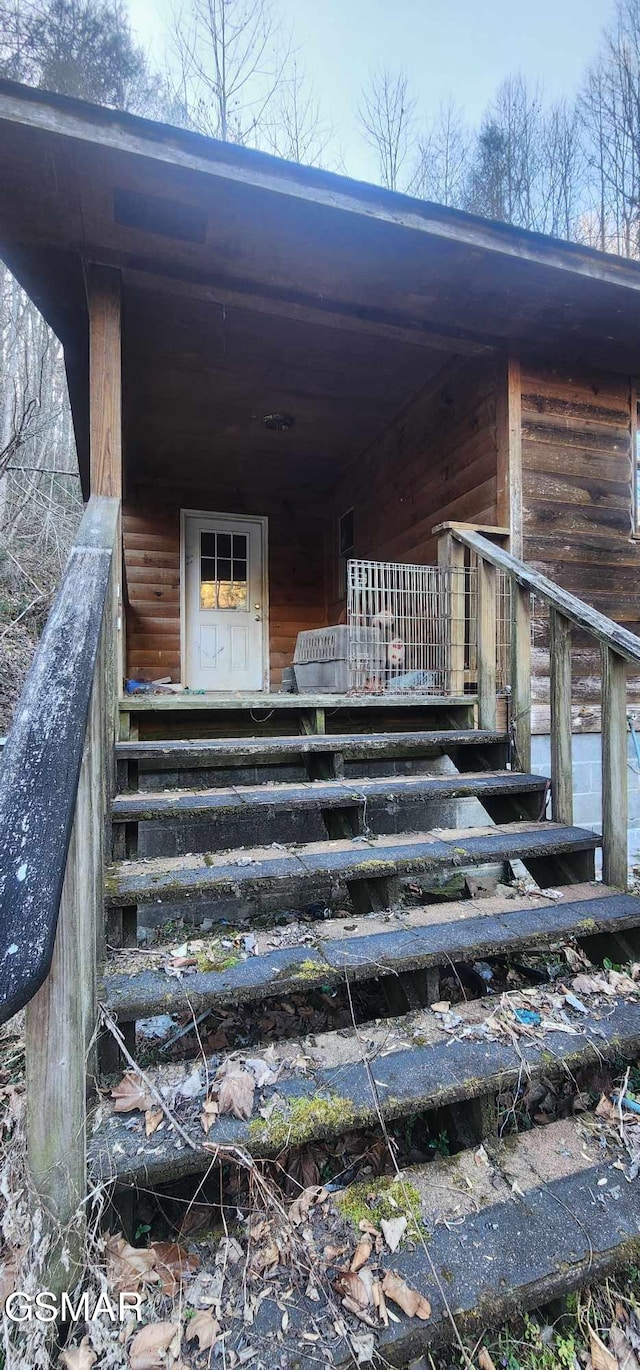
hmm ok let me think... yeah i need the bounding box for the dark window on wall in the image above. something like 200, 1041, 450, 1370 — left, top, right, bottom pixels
339, 508, 354, 556
635, 399, 640, 532
338, 509, 355, 595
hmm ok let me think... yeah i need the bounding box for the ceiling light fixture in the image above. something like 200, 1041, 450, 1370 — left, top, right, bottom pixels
261, 412, 295, 432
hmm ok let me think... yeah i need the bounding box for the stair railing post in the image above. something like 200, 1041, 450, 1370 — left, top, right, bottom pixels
438, 531, 465, 697
477, 555, 497, 730
601, 644, 628, 887
549, 608, 573, 825
510, 581, 531, 772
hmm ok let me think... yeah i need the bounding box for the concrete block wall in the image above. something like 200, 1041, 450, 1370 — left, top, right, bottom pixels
531, 732, 640, 878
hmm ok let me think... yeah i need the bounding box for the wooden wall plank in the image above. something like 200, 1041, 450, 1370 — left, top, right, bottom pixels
327, 357, 499, 618
521, 360, 640, 708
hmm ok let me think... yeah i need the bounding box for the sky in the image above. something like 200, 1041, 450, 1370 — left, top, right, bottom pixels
127, 0, 615, 183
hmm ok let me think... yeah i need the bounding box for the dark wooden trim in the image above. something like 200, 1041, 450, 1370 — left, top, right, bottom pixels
0, 496, 120, 1025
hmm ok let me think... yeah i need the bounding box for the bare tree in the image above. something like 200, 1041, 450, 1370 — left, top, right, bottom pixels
0, 0, 159, 112
539, 99, 584, 240
358, 68, 416, 191
411, 98, 469, 207
262, 60, 331, 166
580, 0, 640, 255
466, 76, 545, 228
168, 0, 290, 144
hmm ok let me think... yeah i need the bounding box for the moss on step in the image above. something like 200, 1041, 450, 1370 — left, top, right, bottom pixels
335, 1174, 422, 1238
195, 950, 240, 973
248, 1093, 354, 1150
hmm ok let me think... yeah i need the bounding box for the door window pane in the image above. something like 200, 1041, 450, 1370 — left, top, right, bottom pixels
200, 529, 249, 610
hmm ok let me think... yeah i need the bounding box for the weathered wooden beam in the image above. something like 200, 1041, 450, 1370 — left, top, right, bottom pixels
496, 355, 523, 558
87, 265, 122, 499
477, 558, 497, 730
601, 644, 628, 888
438, 532, 466, 696
549, 609, 573, 824
510, 581, 531, 772
124, 268, 490, 357
22, 505, 119, 1288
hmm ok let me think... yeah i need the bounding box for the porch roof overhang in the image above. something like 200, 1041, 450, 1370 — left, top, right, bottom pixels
1, 77, 640, 495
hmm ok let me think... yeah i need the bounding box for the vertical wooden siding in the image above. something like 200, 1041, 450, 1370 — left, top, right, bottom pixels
123, 488, 326, 687
327, 357, 500, 619
520, 360, 640, 713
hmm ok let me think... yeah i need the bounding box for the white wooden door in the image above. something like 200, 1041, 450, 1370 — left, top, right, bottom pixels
184, 513, 266, 690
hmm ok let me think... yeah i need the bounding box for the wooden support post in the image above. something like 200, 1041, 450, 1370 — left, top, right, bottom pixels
510, 582, 531, 772
549, 609, 573, 825
477, 557, 497, 730
88, 264, 124, 691
87, 266, 122, 499
602, 645, 628, 888
496, 355, 523, 559
438, 532, 465, 696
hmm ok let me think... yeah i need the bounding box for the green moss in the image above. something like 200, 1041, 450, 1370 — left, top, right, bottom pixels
195, 950, 240, 973
248, 1092, 355, 1150
292, 958, 327, 982
335, 1174, 423, 1240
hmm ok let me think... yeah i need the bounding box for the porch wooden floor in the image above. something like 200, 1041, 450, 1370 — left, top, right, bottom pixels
121, 691, 475, 711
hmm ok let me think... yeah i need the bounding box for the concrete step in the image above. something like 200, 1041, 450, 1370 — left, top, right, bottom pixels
90, 981, 640, 1186
103, 884, 637, 1021
112, 770, 547, 823
105, 822, 600, 915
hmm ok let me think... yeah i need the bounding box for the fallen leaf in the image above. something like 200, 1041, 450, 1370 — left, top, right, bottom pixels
289, 1185, 328, 1226
350, 1237, 372, 1272
145, 1108, 163, 1137
179, 1066, 203, 1099
185, 1309, 220, 1351
111, 1072, 153, 1114
431, 1001, 451, 1014
380, 1216, 407, 1253
128, 1321, 180, 1370
201, 1098, 219, 1135
381, 1271, 431, 1320
59, 1337, 97, 1370
609, 970, 638, 995
335, 1270, 372, 1308
245, 1057, 279, 1088
478, 1349, 498, 1370
150, 1242, 200, 1297
358, 1219, 380, 1237
350, 1331, 376, 1363
610, 1327, 640, 1370
596, 1093, 615, 1120
590, 1326, 618, 1370
105, 1235, 159, 1294
218, 1068, 255, 1120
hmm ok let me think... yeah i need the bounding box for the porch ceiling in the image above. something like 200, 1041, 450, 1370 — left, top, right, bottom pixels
123, 280, 453, 494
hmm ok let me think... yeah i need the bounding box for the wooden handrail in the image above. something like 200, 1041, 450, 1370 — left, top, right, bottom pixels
0, 495, 120, 1024
446, 524, 636, 889
449, 527, 640, 664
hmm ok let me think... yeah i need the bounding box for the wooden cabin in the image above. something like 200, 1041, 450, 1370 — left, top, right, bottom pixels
1, 80, 640, 716
4, 80, 640, 1355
